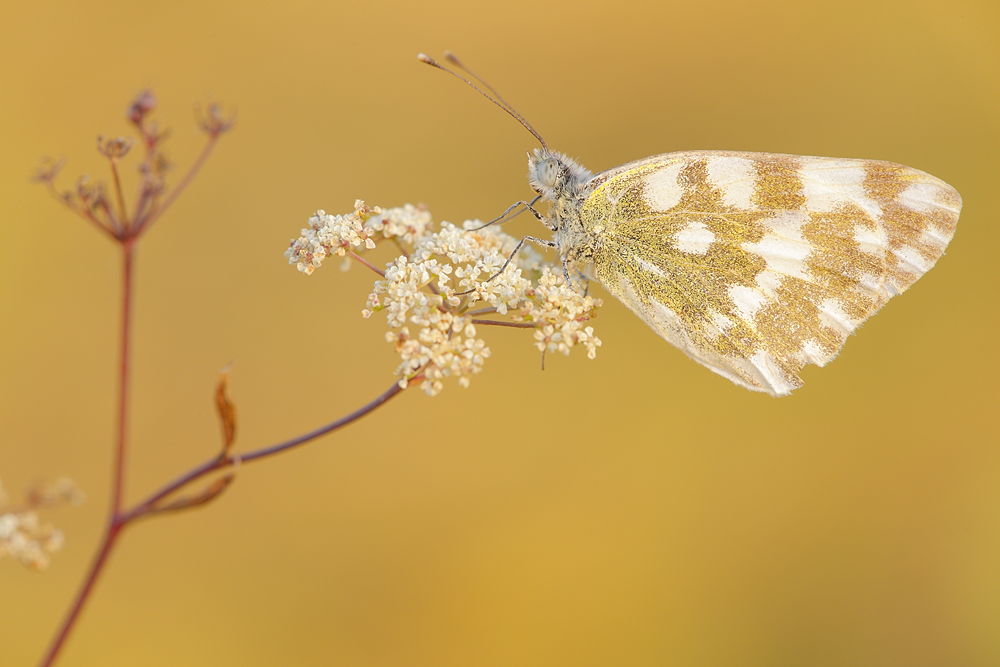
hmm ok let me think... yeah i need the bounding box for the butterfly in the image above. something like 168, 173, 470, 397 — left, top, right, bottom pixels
420, 53, 962, 396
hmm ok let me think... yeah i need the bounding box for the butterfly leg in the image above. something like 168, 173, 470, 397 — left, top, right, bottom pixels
561, 262, 574, 288
455, 235, 555, 295
555, 259, 590, 294
466, 196, 550, 231
522, 199, 553, 231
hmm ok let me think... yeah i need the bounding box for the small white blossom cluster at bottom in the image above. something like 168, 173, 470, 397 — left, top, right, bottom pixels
288, 202, 602, 396
0, 511, 64, 571
0, 477, 82, 571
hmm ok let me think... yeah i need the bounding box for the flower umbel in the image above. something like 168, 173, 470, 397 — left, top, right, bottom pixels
30, 88, 243, 667
286, 202, 603, 395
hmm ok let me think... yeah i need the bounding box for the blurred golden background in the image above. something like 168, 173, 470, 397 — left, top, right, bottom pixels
2, 0, 997, 665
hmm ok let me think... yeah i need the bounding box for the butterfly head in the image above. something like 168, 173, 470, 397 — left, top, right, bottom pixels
527, 148, 593, 204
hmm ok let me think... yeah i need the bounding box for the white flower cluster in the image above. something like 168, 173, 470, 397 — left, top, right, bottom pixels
364, 203, 434, 246
0, 510, 64, 571
522, 268, 602, 360
0, 477, 82, 571
287, 200, 414, 275
288, 203, 602, 396
365, 221, 525, 396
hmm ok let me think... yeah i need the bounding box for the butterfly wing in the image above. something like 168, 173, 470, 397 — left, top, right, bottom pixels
578, 150, 961, 396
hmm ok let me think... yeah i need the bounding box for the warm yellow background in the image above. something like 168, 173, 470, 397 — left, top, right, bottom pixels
2, 1, 997, 665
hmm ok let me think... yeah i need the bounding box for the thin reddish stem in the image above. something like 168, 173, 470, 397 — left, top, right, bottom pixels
470, 318, 536, 329
114, 242, 135, 514
464, 307, 499, 316
96, 200, 124, 236
347, 250, 385, 277
136, 133, 218, 233
108, 160, 129, 227
36, 523, 124, 667
38, 239, 135, 667
36, 107, 232, 667
37, 240, 136, 667
43, 183, 118, 240
388, 236, 409, 260
124, 378, 410, 521
38, 377, 411, 666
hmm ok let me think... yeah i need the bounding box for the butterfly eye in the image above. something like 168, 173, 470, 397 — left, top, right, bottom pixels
535, 158, 560, 189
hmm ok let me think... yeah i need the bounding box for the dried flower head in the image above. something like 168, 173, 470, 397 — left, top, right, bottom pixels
75, 175, 108, 210
96, 135, 134, 161
127, 89, 157, 126
31, 157, 65, 184
35, 89, 233, 244
287, 202, 602, 395
26, 476, 86, 508
197, 102, 237, 136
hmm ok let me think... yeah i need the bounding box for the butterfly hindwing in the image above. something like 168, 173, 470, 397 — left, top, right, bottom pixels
574, 150, 960, 396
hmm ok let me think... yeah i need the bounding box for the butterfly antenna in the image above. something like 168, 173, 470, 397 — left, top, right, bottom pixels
418, 53, 547, 150
443, 51, 531, 129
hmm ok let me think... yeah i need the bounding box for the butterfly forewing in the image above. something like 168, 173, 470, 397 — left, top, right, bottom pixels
577, 151, 960, 396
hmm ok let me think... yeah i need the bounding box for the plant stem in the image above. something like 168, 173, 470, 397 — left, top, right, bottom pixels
113, 241, 135, 515
108, 159, 129, 226
348, 250, 386, 277
137, 133, 218, 233
36, 523, 124, 667
44, 183, 118, 240
470, 318, 536, 328
38, 240, 136, 667
126, 377, 410, 520
37, 375, 411, 666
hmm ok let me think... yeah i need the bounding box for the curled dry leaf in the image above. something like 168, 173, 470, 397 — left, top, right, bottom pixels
215, 365, 236, 457
149, 474, 235, 515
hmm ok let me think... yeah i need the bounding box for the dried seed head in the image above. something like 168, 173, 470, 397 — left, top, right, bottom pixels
75, 175, 107, 209
197, 102, 236, 136
127, 89, 157, 126
96, 135, 134, 160
31, 157, 65, 184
